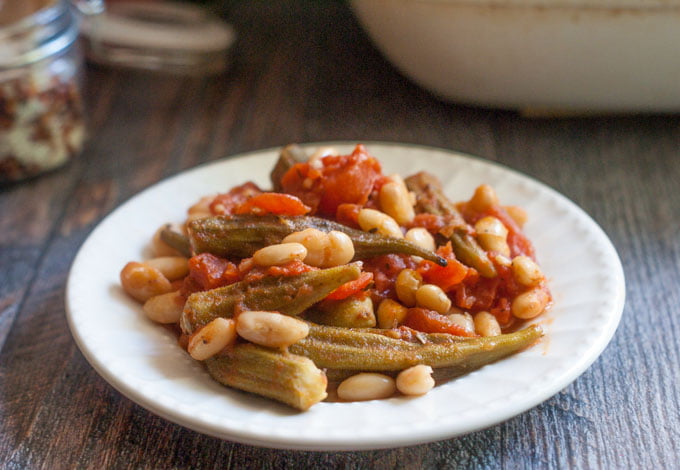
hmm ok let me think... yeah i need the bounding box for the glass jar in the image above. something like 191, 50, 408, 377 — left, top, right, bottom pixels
0, 1, 98, 183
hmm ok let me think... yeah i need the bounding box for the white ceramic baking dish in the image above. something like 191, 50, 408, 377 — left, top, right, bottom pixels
351, 0, 680, 113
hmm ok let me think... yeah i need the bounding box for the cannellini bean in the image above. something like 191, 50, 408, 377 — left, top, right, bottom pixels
379, 180, 415, 225
151, 224, 185, 257
396, 365, 435, 396
143, 291, 185, 324
252, 242, 307, 266
188, 317, 237, 360
475, 216, 510, 256
236, 311, 310, 348
474, 311, 501, 337
187, 195, 215, 222
504, 205, 528, 227
469, 184, 499, 213
309, 146, 337, 168
445, 312, 475, 335
357, 208, 403, 239
511, 255, 543, 287
415, 284, 451, 314
376, 299, 409, 329
282, 229, 354, 267
324, 231, 355, 267
283, 228, 329, 267
144, 256, 189, 281
337, 373, 396, 401
120, 261, 173, 303
405, 227, 436, 252
512, 288, 550, 319
395, 269, 422, 307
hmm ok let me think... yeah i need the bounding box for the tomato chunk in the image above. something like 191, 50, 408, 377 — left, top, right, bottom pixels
234, 192, 311, 216
326, 272, 374, 300
402, 308, 477, 337
183, 253, 240, 293
417, 243, 469, 291
280, 144, 383, 216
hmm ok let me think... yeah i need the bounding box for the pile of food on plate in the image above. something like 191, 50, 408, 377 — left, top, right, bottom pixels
119, 144, 551, 410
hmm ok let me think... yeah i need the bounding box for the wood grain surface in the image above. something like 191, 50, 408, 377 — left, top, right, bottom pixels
1, 1, 679, 468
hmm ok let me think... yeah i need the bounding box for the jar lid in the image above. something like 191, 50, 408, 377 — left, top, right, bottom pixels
80, 1, 235, 75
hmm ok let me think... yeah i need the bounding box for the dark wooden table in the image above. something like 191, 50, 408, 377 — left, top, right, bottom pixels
2, 1, 679, 468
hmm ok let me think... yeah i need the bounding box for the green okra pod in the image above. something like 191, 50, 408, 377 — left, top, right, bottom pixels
188, 214, 447, 266
159, 224, 192, 258
270, 144, 308, 192
405, 172, 497, 278
205, 343, 328, 411
180, 263, 362, 334
289, 323, 542, 372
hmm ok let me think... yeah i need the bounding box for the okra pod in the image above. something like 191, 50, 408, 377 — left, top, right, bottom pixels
270, 144, 307, 192
289, 323, 542, 372
205, 343, 327, 411
305, 296, 376, 328
180, 263, 362, 334
188, 214, 447, 266
160, 224, 192, 258
405, 172, 497, 277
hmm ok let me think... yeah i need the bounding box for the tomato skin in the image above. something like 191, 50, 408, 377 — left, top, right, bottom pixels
325, 272, 374, 300
417, 243, 469, 291
335, 203, 361, 229
210, 182, 262, 215
403, 308, 477, 337
234, 193, 311, 216
280, 144, 383, 216
182, 253, 240, 294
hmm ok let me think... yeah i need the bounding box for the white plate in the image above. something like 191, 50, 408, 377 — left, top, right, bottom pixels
66, 143, 625, 451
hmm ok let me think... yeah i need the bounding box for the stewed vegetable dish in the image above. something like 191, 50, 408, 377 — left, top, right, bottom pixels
119, 144, 550, 410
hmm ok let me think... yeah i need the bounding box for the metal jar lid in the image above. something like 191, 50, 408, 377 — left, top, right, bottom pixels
80, 1, 235, 75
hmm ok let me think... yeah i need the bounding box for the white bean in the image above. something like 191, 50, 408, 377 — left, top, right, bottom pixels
469, 184, 499, 213
415, 284, 451, 314
376, 299, 409, 329
445, 312, 475, 335
337, 373, 396, 401
504, 205, 528, 227
404, 227, 436, 252
120, 261, 173, 303
283, 228, 329, 267
252, 242, 307, 266
511, 255, 543, 287
143, 290, 184, 324
475, 216, 510, 256
357, 208, 403, 239
379, 180, 415, 225
188, 318, 237, 361
473, 311, 501, 337
324, 230, 355, 267
144, 256, 189, 281
236, 311, 309, 348
395, 269, 422, 307
396, 365, 435, 396
512, 288, 550, 319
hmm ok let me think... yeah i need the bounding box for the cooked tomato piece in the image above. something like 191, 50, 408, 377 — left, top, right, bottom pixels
402, 308, 477, 337
234, 192, 311, 216
210, 182, 262, 215
183, 253, 240, 293
325, 272, 374, 300
416, 243, 469, 291
335, 203, 362, 229
280, 144, 383, 216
